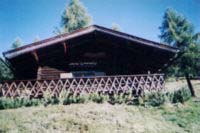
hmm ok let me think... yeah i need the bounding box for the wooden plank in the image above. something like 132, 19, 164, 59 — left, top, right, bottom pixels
31, 51, 39, 63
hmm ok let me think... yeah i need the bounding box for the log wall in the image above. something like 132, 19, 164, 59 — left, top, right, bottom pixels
37, 66, 67, 80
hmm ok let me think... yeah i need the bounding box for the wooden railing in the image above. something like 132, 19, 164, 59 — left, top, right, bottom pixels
0, 74, 165, 98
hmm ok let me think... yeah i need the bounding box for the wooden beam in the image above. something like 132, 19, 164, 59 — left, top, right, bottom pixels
31, 51, 39, 64
63, 42, 67, 55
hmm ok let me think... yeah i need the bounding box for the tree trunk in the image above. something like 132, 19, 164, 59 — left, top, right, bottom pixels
185, 73, 195, 97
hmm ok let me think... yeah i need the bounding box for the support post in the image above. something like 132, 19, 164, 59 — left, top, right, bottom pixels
31, 51, 39, 64
63, 42, 67, 55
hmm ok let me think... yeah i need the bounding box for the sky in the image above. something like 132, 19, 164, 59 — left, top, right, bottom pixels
0, 0, 199, 57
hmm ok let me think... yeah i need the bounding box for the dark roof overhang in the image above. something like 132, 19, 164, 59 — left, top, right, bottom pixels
3, 25, 179, 59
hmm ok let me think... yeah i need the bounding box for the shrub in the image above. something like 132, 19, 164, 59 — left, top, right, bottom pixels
58, 89, 68, 104
89, 93, 108, 104
144, 92, 166, 106
63, 94, 74, 105
62, 93, 86, 105
0, 97, 42, 110
172, 86, 191, 103
0, 98, 13, 109
0, 85, 192, 110
43, 90, 54, 105
143, 86, 191, 106
109, 93, 126, 104
76, 94, 89, 104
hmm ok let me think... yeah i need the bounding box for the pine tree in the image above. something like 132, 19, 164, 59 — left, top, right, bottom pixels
12, 37, 23, 49
111, 23, 121, 31
159, 8, 194, 50
159, 8, 200, 96
0, 58, 13, 81
60, 0, 92, 33
33, 36, 40, 42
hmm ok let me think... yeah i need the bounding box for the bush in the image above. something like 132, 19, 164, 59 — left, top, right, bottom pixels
0, 97, 41, 110
62, 93, 88, 105
63, 94, 76, 105
0, 86, 192, 110
76, 94, 89, 103
143, 86, 191, 106
42, 85, 192, 107
43, 90, 54, 105
0, 98, 13, 109
109, 93, 124, 104
108, 93, 138, 105
172, 86, 191, 103
89, 93, 108, 104
144, 92, 167, 106
58, 89, 68, 104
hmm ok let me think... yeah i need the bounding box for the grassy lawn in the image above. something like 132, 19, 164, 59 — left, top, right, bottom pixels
1, 100, 200, 132
160, 100, 200, 133
0, 80, 200, 133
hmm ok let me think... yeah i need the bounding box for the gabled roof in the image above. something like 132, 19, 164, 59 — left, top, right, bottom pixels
3, 25, 178, 59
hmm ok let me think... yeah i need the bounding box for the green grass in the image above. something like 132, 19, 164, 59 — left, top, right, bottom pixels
160, 100, 200, 132
0, 100, 200, 133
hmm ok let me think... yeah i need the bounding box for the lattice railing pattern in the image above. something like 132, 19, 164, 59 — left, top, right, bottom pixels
0, 74, 165, 98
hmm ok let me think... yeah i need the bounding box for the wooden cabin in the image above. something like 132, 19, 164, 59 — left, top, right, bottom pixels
1, 25, 179, 98
3, 25, 178, 80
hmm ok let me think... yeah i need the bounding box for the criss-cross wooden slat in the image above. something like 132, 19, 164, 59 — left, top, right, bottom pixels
0, 74, 165, 98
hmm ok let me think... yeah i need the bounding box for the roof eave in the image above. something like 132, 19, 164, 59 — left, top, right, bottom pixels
4, 26, 96, 59
94, 26, 178, 53
3, 25, 179, 59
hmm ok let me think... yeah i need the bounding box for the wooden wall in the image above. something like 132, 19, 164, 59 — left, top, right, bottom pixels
37, 66, 67, 80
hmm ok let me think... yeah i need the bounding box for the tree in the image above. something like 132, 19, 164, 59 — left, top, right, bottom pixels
0, 57, 13, 81
33, 36, 40, 42
60, 0, 92, 33
0, 37, 23, 81
159, 8, 194, 49
111, 23, 121, 31
12, 37, 23, 49
159, 8, 200, 96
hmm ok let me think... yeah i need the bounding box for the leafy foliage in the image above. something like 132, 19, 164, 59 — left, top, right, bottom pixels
89, 93, 109, 103
145, 92, 167, 106
171, 86, 191, 103
159, 8, 194, 49
111, 23, 121, 31
0, 58, 13, 81
0, 86, 192, 110
33, 36, 40, 42
0, 97, 41, 110
63, 93, 82, 105
0, 37, 22, 81
60, 0, 92, 33
12, 37, 23, 49
159, 8, 200, 78
179, 44, 200, 76
144, 86, 191, 106
43, 91, 59, 106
